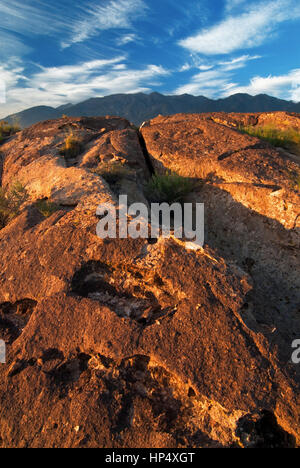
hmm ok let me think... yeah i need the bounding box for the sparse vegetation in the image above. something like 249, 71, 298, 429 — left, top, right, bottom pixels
289, 171, 300, 192
239, 124, 300, 154
60, 129, 82, 159
35, 199, 60, 217
0, 120, 20, 142
0, 181, 28, 229
93, 161, 134, 184
146, 171, 194, 204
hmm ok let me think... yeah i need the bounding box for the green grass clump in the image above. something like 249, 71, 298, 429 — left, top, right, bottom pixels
0, 181, 28, 229
60, 130, 82, 159
35, 199, 60, 217
0, 121, 20, 142
146, 171, 194, 204
240, 124, 300, 154
289, 172, 300, 192
94, 161, 134, 184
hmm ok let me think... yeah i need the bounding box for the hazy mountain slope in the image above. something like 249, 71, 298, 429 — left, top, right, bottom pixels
6, 106, 60, 128
3, 92, 300, 128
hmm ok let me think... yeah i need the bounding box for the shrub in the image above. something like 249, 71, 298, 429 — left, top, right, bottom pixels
0, 181, 28, 229
60, 130, 82, 159
0, 121, 20, 142
239, 124, 300, 154
94, 161, 134, 184
289, 171, 300, 192
35, 199, 60, 217
146, 171, 194, 204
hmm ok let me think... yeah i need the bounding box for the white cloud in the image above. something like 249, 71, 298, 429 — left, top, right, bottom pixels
175, 70, 231, 96
224, 69, 300, 101
0, 1, 66, 36
198, 65, 214, 71
225, 0, 247, 12
179, 63, 193, 72
0, 60, 26, 107
32, 58, 125, 84
219, 54, 262, 71
0, 30, 31, 59
62, 0, 147, 48
0, 58, 169, 118
175, 54, 261, 96
117, 33, 138, 45
178, 55, 215, 73
0, 1, 147, 54
179, 0, 300, 55
0, 59, 25, 87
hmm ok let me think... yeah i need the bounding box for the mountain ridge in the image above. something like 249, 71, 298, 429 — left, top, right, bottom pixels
3, 92, 300, 128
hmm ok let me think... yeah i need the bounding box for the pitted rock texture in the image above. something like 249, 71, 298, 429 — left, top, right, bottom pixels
0, 114, 299, 448
141, 112, 300, 379
0, 116, 149, 210
141, 113, 300, 229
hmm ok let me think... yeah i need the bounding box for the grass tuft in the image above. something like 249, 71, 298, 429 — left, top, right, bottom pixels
146, 171, 194, 204
0, 121, 20, 142
289, 171, 300, 192
0, 181, 28, 229
35, 199, 60, 217
239, 124, 300, 154
93, 161, 134, 184
60, 130, 82, 159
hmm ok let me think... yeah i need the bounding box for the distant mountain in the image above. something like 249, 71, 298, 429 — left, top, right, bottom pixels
3, 92, 300, 128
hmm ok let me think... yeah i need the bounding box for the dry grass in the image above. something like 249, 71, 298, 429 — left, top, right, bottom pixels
0, 182, 28, 228
93, 161, 134, 184
35, 199, 60, 217
0, 121, 20, 142
146, 171, 195, 204
60, 130, 82, 159
289, 171, 300, 192
240, 124, 300, 155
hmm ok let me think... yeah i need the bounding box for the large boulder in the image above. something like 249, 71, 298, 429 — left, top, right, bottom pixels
141, 113, 300, 376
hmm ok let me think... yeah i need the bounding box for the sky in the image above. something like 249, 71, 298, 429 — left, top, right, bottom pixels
0, 0, 300, 117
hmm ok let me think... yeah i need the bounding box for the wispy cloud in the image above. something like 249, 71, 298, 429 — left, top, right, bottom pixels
0, 1, 64, 35
62, 0, 147, 48
175, 69, 232, 96
219, 54, 262, 71
116, 33, 138, 46
225, 0, 248, 12
0, 1, 147, 54
179, 0, 300, 55
0, 31, 31, 59
0, 59, 26, 104
175, 54, 261, 96
0, 57, 169, 117
32, 58, 125, 84
0, 1, 81, 62
224, 69, 300, 101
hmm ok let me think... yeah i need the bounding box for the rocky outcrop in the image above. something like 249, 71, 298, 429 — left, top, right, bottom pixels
141, 113, 300, 228
141, 113, 300, 369
0, 113, 299, 448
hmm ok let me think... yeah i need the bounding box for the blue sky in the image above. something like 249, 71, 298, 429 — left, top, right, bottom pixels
0, 0, 300, 117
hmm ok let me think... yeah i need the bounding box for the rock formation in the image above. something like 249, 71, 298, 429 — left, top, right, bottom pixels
0, 113, 299, 448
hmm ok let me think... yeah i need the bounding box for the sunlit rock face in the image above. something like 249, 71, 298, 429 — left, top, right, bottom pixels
0, 113, 299, 448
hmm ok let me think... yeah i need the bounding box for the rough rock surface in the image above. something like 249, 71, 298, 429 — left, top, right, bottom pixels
0, 114, 299, 448
141, 112, 300, 375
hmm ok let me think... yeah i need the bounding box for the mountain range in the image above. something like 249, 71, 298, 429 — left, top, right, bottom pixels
3, 92, 300, 128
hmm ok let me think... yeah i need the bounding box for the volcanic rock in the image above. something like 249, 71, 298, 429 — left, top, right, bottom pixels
0, 114, 299, 448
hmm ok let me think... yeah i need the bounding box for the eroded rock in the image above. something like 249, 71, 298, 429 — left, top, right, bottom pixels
0, 114, 299, 448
